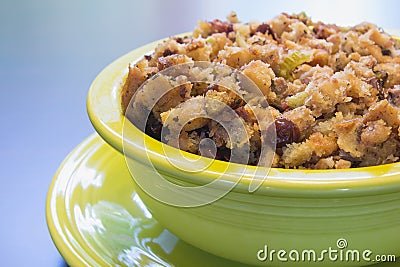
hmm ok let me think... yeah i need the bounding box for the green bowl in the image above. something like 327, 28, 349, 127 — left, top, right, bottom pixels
87, 38, 400, 266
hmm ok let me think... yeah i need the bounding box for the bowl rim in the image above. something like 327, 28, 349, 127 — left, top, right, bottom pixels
87, 34, 400, 195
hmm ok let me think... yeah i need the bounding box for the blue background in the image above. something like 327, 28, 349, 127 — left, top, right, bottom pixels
0, 0, 399, 266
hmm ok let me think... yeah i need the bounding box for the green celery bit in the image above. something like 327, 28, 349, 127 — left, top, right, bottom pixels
286, 91, 308, 109
279, 51, 313, 81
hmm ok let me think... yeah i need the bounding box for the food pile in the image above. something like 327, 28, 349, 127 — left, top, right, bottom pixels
121, 12, 400, 169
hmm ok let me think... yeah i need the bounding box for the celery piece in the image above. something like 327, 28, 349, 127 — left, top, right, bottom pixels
286, 91, 308, 109
279, 51, 313, 81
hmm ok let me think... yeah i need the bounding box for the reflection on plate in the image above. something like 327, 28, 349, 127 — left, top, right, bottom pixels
46, 134, 248, 267
46, 134, 398, 266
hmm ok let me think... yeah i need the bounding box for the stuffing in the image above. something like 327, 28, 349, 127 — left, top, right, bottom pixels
121, 12, 400, 169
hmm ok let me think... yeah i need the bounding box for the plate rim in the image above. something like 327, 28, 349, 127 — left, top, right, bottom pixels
46, 134, 104, 267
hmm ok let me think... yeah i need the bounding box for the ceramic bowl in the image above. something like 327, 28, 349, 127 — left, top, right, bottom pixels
87, 38, 400, 266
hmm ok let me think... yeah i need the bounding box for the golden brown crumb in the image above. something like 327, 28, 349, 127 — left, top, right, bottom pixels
241, 60, 276, 101
306, 132, 338, 157
360, 119, 391, 145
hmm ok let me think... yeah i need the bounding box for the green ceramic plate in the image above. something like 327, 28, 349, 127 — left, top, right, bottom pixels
46, 134, 251, 267
46, 134, 399, 266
